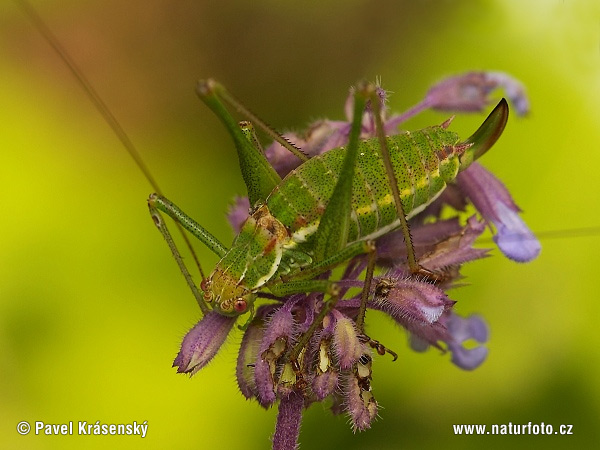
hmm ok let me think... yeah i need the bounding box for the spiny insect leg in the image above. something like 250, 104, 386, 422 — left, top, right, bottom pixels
354, 241, 398, 361
197, 79, 309, 163
269, 279, 334, 298
367, 84, 422, 275
148, 194, 233, 315
196, 79, 282, 206
359, 335, 398, 361
278, 240, 373, 286
368, 84, 443, 282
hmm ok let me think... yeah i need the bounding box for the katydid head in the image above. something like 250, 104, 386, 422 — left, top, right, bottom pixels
201, 276, 256, 316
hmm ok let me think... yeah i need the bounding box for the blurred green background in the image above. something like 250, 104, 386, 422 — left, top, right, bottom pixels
1, 0, 599, 448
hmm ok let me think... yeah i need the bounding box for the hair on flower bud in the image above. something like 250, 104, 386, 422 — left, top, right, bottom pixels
173, 312, 236, 376
373, 278, 455, 330
312, 370, 339, 401
332, 314, 363, 370
236, 313, 268, 400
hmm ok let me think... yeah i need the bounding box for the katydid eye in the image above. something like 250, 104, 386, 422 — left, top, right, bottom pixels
201, 279, 213, 302
200, 278, 210, 291
234, 298, 247, 313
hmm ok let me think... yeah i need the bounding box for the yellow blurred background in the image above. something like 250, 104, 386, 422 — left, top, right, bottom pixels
1, 0, 599, 448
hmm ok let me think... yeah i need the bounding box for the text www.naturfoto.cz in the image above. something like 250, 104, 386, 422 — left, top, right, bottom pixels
453, 422, 573, 435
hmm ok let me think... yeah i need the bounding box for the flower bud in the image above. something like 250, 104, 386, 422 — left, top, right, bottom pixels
173, 312, 235, 376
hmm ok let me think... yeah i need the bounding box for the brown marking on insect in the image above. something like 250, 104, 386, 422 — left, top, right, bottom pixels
254, 204, 290, 239
435, 145, 453, 161
263, 236, 278, 255
293, 215, 308, 228
440, 116, 455, 129
454, 141, 473, 155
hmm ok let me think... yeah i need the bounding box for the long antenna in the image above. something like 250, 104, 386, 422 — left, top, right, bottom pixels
16, 0, 160, 193
17, 0, 206, 280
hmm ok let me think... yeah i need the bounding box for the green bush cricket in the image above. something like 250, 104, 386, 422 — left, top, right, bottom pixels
147, 79, 508, 331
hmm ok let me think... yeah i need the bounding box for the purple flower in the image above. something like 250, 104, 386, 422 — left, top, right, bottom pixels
332, 312, 363, 370
456, 162, 541, 262
228, 196, 250, 234
172, 311, 236, 375
445, 313, 489, 370
424, 71, 530, 116
174, 73, 538, 449
254, 302, 298, 407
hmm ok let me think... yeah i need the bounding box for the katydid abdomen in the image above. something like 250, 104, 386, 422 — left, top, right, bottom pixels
268, 127, 462, 246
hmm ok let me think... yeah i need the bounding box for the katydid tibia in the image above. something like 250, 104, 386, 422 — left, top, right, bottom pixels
148, 79, 508, 324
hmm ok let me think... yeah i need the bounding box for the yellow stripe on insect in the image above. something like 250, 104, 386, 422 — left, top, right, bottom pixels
356, 204, 375, 215
417, 176, 429, 189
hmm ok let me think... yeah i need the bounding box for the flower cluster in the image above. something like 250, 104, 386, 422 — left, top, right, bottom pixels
174, 72, 540, 449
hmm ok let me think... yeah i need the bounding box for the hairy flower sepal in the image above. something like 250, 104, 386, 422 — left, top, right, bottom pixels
345, 352, 378, 432
254, 302, 297, 407
371, 278, 489, 370
332, 313, 363, 369
173, 311, 236, 376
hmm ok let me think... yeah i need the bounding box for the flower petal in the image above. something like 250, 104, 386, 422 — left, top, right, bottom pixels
492, 202, 542, 262
486, 72, 529, 116
449, 345, 489, 371
446, 313, 489, 370
344, 353, 377, 432
373, 278, 455, 342
228, 196, 250, 234
457, 162, 541, 262
236, 317, 265, 400
418, 216, 490, 269
425, 71, 529, 115
312, 371, 338, 401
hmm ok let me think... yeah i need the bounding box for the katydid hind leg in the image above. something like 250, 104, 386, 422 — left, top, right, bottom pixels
367, 85, 423, 275
312, 81, 370, 263
196, 80, 282, 207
